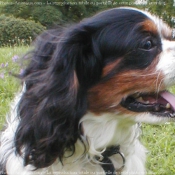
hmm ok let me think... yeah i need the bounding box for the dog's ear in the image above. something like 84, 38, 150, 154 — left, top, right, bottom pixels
15, 25, 102, 168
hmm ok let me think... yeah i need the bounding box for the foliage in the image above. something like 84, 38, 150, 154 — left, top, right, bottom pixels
140, 0, 175, 28
3, 0, 174, 28
0, 15, 45, 47
0, 4, 31, 19
0, 0, 135, 25
32, 6, 63, 27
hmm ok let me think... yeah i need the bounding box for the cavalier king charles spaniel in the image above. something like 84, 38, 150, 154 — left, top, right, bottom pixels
1, 7, 175, 175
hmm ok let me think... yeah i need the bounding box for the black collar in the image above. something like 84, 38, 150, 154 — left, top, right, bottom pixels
96, 145, 125, 175
29, 145, 125, 175
172, 29, 175, 39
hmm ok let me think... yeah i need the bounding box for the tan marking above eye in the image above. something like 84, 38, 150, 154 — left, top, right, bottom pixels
140, 19, 158, 34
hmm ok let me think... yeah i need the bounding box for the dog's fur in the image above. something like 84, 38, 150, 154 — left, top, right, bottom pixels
1, 7, 175, 175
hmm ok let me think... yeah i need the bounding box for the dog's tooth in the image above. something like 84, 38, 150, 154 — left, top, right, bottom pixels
137, 96, 150, 104
166, 103, 171, 109
137, 97, 143, 101
145, 101, 150, 104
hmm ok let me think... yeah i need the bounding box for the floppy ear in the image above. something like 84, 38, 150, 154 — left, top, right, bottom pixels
15, 25, 102, 168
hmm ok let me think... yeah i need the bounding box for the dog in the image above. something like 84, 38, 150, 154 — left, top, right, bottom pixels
1, 7, 175, 175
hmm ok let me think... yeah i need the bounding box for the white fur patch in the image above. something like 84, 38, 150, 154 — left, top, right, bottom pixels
157, 41, 175, 86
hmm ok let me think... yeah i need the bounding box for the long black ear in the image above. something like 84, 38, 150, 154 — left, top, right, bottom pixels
15, 25, 102, 168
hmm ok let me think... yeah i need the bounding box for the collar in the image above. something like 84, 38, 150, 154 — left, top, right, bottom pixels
172, 29, 175, 39
96, 145, 125, 175
29, 145, 125, 175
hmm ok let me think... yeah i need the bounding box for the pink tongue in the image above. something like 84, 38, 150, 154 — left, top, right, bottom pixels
160, 91, 175, 110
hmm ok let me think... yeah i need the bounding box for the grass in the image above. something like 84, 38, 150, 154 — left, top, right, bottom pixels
0, 46, 175, 174
0, 46, 30, 128
141, 123, 175, 175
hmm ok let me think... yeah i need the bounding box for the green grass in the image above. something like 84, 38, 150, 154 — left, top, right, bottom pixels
0, 46, 30, 128
141, 123, 175, 175
0, 47, 175, 174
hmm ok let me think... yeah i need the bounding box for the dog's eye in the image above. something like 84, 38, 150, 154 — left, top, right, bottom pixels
142, 40, 153, 50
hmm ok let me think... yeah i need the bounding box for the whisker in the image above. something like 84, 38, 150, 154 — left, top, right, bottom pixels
156, 75, 164, 98
155, 70, 162, 94
121, 72, 158, 77
136, 72, 158, 77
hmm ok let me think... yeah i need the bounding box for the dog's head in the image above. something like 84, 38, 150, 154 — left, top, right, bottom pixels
15, 8, 175, 168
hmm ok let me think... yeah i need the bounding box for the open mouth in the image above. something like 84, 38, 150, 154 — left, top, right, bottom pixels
120, 91, 175, 117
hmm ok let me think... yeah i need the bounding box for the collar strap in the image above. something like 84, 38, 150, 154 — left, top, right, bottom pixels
29, 146, 125, 174
96, 145, 125, 175
172, 29, 175, 39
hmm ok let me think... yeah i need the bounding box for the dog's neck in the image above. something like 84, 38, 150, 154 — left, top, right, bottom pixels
77, 112, 146, 174
80, 112, 141, 159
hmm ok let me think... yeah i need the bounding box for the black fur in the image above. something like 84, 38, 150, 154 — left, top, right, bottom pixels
0, 164, 6, 175
15, 8, 161, 169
